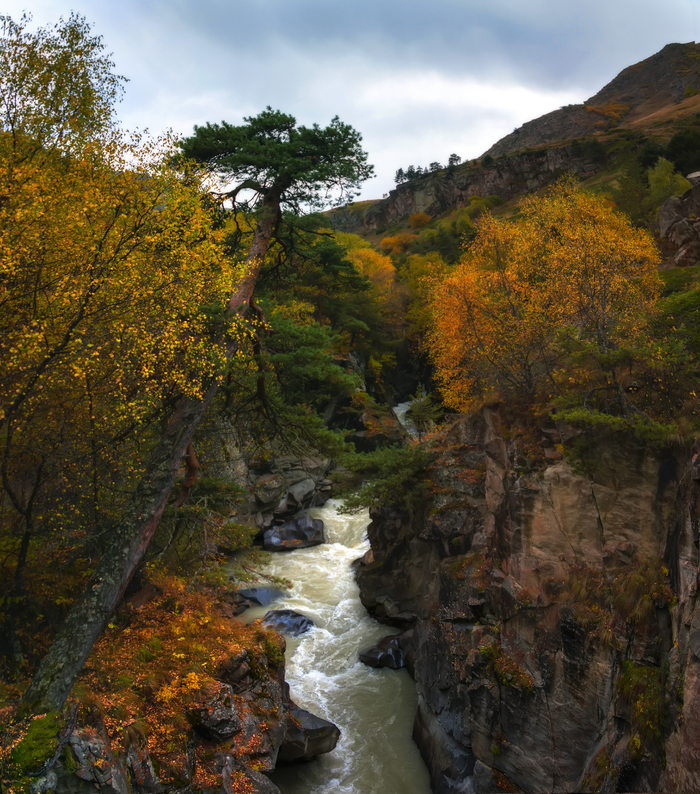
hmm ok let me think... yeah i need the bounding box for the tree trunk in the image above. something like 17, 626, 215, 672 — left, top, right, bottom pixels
21, 186, 283, 715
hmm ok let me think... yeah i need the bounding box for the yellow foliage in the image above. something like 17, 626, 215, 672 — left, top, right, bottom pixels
427, 179, 661, 411
379, 232, 418, 255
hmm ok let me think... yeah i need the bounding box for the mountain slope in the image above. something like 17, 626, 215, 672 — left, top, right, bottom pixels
484, 42, 700, 157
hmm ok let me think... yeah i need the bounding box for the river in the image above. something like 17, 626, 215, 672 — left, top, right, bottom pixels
244, 500, 432, 794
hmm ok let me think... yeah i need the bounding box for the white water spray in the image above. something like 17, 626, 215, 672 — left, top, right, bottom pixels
245, 500, 431, 794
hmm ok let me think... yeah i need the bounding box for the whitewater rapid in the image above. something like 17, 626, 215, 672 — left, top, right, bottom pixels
244, 500, 431, 794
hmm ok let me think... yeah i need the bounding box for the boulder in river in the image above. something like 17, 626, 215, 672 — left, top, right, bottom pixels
263, 515, 325, 551
277, 705, 341, 764
237, 587, 285, 606
262, 609, 314, 637
359, 632, 410, 669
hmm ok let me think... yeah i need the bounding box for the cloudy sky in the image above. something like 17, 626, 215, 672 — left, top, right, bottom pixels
4, 0, 698, 200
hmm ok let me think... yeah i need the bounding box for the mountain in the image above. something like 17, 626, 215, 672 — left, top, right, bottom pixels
484, 42, 700, 158
330, 42, 700, 233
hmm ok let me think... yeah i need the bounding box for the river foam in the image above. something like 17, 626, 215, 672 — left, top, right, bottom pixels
244, 500, 431, 794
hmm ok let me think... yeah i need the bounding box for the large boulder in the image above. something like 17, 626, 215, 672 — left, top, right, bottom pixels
277, 705, 341, 764
262, 609, 314, 637
263, 515, 325, 551
237, 587, 285, 606
359, 631, 410, 669
659, 184, 700, 266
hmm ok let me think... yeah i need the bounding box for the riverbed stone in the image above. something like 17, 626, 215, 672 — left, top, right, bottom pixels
359, 632, 407, 669
262, 609, 314, 637
237, 587, 285, 606
277, 705, 341, 764
263, 516, 325, 551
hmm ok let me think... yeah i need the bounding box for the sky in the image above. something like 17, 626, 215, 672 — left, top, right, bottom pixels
4, 0, 698, 201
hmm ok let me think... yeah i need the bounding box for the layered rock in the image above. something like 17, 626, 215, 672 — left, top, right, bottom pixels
659, 183, 700, 266
329, 147, 600, 233
251, 455, 332, 529
356, 408, 700, 793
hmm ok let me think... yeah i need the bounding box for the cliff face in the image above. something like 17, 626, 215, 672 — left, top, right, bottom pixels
356, 410, 700, 793
329, 147, 598, 234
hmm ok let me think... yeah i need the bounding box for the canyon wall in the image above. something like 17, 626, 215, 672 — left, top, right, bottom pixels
329, 147, 599, 233
356, 409, 700, 793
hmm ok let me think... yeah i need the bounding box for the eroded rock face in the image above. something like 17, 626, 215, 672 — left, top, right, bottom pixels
356, 408, 700, 794
251, 455, 332, 529
659, 184, 700, 266
329, 147, 600, 233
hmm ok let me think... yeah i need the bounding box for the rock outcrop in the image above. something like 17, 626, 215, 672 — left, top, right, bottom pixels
329, 146, 601, 233
659, 183, 700, 266
251, 455, 332, 530
20, 641, 339, 794
356, 408, 700, 793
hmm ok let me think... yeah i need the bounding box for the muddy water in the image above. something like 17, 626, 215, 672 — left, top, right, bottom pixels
245, 500, 431, 794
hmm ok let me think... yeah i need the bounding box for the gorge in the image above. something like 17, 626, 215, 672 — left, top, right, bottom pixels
5, 26, 700, 794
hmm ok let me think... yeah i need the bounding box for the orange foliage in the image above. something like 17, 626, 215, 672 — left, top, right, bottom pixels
426, 179, 661, 411
379, 232, 418, 255
409, 211, 431, 229
77, 575, 283, 784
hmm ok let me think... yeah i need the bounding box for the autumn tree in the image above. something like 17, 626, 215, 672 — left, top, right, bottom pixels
17, 24, 373, 711
427, 179, 661, 414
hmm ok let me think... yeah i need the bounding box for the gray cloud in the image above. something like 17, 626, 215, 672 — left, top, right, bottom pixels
4, 0, 697, 198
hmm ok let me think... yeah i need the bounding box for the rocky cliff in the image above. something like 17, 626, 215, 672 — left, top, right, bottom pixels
9, 633, 339, 794
356, 409, 700, 793
329, 147, 600, 234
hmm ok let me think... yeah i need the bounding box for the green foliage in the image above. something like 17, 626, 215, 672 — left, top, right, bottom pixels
337, 444, 430, 515
179, 107, 374, 211
570, 137, 607, 166
7, 710, 60, 775
479, 642, 534, 690
553, 406, 678, 445
666, 127, 700, 176
613, 561, 675, 624
405, 387, 443, 441
617, 660, 666, 755
0, 13, 124, 151
263, 636, 285, 669
647, 157, 692, 208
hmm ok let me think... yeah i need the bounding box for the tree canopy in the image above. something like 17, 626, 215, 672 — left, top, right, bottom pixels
178, 107, 374, 212
427, 179, 662, 414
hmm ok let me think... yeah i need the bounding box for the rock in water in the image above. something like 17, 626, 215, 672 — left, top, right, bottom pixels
262, 515, 325, 551
277, 705, 341, 764
237, 587, 285, 606
262, 609, 314, 637
359, 633, 406, 669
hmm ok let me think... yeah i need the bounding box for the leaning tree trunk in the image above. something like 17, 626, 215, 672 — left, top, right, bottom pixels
21, 188, 283, 715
